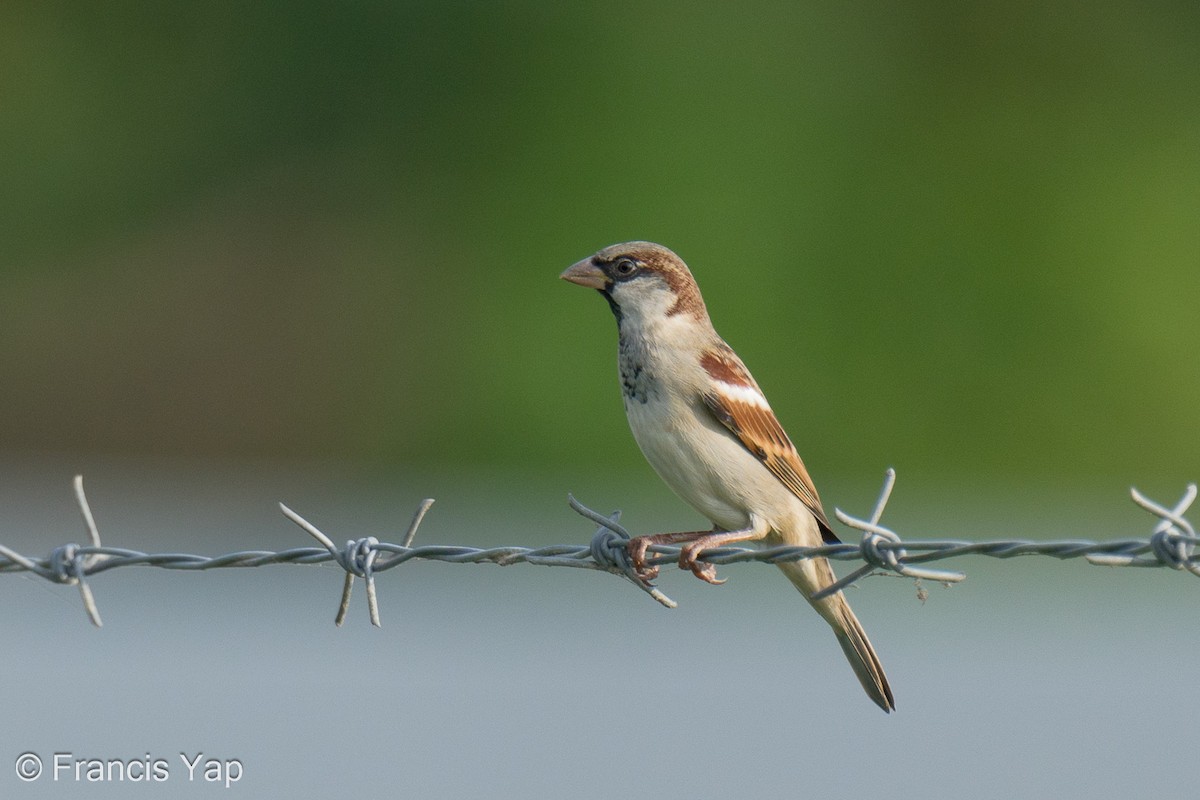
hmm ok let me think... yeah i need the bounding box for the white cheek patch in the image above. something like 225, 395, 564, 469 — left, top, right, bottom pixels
610, 277, 676, 321
716, 381, 770, 410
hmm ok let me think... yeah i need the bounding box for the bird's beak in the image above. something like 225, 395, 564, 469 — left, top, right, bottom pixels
560, 259, 609, 290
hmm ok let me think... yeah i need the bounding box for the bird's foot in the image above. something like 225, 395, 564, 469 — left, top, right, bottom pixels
679, 538, 727, 585
626, 535, 660, 582
626, 530, 733, 585
626, 530, 710, 583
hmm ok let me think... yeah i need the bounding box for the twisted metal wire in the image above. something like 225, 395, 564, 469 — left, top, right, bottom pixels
0, 472, 1195, 627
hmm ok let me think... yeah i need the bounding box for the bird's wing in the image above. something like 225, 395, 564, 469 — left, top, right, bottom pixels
699, 344, 839, 544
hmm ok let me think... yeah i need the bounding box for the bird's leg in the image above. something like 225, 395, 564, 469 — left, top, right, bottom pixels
627, 530, 709, 582
628, 527, 761, 585
677, 527, 760, 585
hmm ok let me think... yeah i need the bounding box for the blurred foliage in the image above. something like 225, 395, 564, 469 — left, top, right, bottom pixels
0, 0, 1197, 484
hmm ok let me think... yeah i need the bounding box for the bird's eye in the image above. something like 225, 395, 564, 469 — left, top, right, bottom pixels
613, 258, 637, 277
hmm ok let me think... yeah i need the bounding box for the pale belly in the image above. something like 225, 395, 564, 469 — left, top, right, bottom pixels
624, 395, 795, 536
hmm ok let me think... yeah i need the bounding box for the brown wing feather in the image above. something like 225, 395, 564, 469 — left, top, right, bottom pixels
700, 347, 839, 544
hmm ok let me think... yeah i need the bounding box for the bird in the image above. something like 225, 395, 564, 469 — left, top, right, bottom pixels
560, 241, 894, 712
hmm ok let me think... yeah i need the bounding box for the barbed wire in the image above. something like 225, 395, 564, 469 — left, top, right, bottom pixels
0, 471, 1196, 627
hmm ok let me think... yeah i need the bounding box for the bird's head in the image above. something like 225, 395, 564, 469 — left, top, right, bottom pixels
560, 241, 706, 325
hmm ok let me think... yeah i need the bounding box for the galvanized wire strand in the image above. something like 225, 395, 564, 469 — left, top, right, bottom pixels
0, 472, 1196, 626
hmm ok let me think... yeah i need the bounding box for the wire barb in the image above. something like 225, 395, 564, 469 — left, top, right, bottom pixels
1088, 484, 1200, 575
280, 500, 436, 627
569, 494, 677, 608
813, 469, 967, 600
0, 476, 111, 627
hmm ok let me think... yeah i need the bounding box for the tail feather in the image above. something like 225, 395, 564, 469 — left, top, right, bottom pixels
831, 599, 895, 712
776, 560, 895, 712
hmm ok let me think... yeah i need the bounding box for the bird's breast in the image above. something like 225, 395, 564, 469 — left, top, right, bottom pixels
624, 392, 768, 532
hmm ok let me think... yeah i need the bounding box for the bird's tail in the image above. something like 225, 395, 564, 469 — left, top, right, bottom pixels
828, 596, 894, 712
776, 560, 895, 713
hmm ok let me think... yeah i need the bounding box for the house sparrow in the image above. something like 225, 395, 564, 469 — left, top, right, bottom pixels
561, 241, 894, 712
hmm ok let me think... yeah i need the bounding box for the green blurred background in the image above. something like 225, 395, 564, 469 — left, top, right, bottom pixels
2, 0, 1197, 485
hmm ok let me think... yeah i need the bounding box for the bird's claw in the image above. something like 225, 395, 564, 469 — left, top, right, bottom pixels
627, 537, 660, 582
680, 543, 726, 585
628, 534, 727, 585
686, 559, 726, 584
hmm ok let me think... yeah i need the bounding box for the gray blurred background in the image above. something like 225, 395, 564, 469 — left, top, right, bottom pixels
2, 2, 1198, 797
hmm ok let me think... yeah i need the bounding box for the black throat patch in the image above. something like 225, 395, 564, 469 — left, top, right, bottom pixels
600, 288, 622, 324
617, 331, 657, 405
